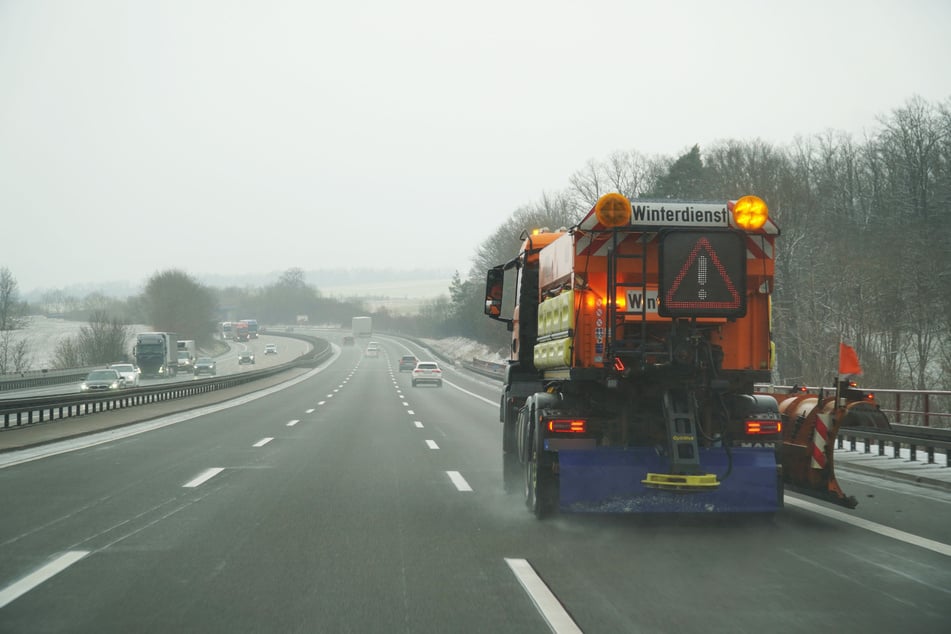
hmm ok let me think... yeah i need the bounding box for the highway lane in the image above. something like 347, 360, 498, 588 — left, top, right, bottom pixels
0, 334, 310, 399
1, 339, 949, 632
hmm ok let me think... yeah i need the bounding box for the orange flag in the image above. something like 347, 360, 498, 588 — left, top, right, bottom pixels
838, 343, 862, 376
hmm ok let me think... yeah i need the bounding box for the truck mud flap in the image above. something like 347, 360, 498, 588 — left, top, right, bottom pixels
558, 447, 781, 513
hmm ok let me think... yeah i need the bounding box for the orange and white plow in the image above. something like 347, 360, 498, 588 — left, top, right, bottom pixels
772, 384, 891, 508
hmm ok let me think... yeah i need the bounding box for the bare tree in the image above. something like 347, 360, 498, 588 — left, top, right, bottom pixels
0, 267, 27, 331
77, 310, 132, 364
568, 159, 605, 208
0, 330, 33, 374
604, 150, 651, 200
52, 337, 82, 370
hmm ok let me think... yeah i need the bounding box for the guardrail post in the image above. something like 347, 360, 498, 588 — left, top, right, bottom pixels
909, 444, 917, 462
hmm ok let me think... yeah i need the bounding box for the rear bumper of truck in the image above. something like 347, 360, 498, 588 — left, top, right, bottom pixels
557, 446, 782, 513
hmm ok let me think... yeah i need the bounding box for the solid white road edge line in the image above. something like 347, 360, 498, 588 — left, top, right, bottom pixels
0, 550, 90, 609
784, 495, 951, 557
443, 379, 497, 406
446, 471, 472, 492
505, 558, 583, 634
183, 467, 224, 488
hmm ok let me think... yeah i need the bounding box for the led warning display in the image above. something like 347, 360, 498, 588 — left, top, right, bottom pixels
658, 230, 746, 318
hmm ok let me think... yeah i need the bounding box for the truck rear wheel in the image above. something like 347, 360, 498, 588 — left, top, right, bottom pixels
525, 426, 556, 519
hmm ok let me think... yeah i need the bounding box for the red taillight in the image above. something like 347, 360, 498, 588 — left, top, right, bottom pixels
547, 419, 586, 433
745, 420, 782, 435
614, 358, 625, 371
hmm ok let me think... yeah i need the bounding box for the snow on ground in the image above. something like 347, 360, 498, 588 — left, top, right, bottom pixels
3, 316, 150, 372
420, 336, 507, 365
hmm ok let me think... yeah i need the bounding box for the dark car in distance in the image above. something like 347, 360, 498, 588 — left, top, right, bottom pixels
238, 351, 255, 365
194, 357, 217, 375
399, 355, 418, 372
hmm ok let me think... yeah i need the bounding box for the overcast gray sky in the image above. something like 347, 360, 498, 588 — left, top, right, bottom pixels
2, 0, 949, 292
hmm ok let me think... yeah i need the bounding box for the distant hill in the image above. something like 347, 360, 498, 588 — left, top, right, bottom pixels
22, 268, 455, 302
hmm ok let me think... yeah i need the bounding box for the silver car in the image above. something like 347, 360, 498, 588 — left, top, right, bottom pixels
81, 369, 125, 392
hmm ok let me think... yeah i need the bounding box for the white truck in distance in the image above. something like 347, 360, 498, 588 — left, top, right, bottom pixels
352, 316, 372, 337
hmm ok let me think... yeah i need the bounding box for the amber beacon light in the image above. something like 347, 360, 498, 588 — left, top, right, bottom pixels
594, 193, 632, 227
732, 195, 769, 231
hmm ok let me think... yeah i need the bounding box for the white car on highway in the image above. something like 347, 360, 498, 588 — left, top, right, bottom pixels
107, 363, 140, 387
411, 361, 442, 387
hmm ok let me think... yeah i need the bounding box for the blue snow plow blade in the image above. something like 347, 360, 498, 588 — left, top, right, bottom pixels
558, 447, 781, 513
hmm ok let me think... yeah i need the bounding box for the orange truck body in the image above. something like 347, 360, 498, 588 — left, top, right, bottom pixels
533, 223, 774, 376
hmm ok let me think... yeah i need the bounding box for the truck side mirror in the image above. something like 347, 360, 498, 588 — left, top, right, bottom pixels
484, 266, 508, 321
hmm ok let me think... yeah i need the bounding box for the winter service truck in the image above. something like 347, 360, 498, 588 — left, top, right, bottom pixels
485, 193, 790, 517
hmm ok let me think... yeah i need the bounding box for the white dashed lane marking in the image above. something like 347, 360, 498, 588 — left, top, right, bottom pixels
253, 438, 274, 447
0, 551, 91, 609
184, 468, 224, 488
446, 471, 472, 492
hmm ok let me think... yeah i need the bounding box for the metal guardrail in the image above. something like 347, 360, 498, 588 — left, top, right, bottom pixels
838, 425, 951, 467
0, 333, 332, 432
0, 367, 99, 392
465, 358, 507, 378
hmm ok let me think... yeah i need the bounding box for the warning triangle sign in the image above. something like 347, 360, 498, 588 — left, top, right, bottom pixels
659, 232, 746, 317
